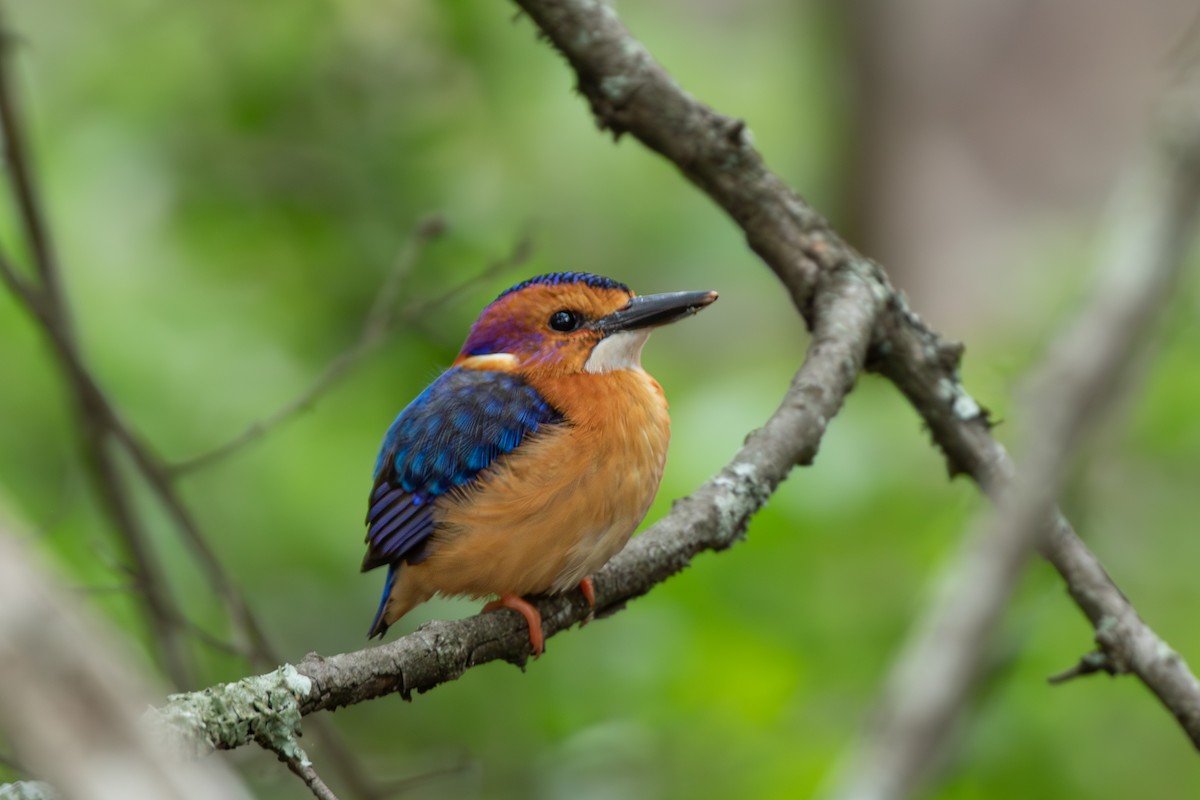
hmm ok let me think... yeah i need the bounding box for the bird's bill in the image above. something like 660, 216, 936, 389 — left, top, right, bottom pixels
595, 290, 718, 333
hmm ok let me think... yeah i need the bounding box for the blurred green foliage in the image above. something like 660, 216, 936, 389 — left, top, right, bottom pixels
1, 1, 1198, 798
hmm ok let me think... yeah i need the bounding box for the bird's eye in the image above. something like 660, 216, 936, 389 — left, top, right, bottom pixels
548, 309, 581, 332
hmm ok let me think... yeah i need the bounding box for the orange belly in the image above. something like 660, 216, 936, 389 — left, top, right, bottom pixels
381, 369, 670, 625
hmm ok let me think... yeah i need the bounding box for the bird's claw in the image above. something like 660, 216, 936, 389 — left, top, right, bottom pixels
578, 577, 596, 627
483, 593, 545, 657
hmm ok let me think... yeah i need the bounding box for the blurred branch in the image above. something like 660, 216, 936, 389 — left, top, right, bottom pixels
0, 20, 465, 800
0, 515, 253, 800
0, 24, 196, 687
1047, 651, 1115, 685
170, 216, 446, 474
507, 0, 1200, 755
825, 62, 1200, 800
284, 756, 342, 800
0, 782, 59, 800
169, 224, 533, 475
147, 263, 879, 751
0, 25, 66, 328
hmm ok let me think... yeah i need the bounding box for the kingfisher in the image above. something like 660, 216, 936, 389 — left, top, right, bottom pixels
362, 272, 717, 655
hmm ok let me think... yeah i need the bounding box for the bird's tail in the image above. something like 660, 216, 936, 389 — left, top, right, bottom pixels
367, 564, 398, 639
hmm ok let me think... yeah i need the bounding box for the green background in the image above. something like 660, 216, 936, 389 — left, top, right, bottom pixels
1, 2, 1198, 798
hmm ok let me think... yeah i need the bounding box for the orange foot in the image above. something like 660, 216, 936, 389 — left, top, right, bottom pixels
578, 577, 596, 627
483, 593, 544, 656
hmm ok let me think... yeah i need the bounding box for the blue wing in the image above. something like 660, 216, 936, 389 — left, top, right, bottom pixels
362, 368, 563, 574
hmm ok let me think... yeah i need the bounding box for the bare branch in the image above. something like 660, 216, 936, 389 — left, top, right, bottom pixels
825, 65, 1200, 799
0, 245, 41, 314
0, 20, 308, 691
1048, 652, 1115, 685
168, 226, 533, 475
0, 23, 66, 327
0, 36, 199, 687
283, 756, 342, 800
169, 216, 448, 475
0, 18, 405, 796
1035, 50, 1200, 741
81, 434, 197, 687
509, 0, 1200, 752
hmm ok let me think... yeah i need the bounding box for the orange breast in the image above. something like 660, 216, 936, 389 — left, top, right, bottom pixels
395, 369, 670, 607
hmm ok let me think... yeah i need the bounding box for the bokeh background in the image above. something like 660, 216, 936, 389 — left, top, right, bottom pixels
2, 1, 1199, 798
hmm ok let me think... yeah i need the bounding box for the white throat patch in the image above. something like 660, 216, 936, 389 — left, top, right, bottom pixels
584, 330, 651, 373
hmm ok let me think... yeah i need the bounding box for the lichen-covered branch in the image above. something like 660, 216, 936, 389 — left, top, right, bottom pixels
0, 517, 252, 800
0, 781, 59, 800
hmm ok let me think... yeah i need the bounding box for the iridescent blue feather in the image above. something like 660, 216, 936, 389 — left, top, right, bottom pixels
362, 368, 564, 574
496, 272, 629, 301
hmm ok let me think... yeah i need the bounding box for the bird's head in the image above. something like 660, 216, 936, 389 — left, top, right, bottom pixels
455, 272, 717, 377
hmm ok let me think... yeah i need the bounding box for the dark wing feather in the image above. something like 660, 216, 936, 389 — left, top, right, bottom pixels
361, 368, 563, 572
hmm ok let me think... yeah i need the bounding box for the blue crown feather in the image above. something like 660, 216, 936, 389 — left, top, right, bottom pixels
497, 272, 630, 301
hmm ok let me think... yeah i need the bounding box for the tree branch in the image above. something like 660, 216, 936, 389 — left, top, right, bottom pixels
168, 224, 535, 475
0, 21, 440, 799
0, 24, 67, 328
508, 0, 1200, 751
825, 59, 1200, 798
169, 216, 447, 475
283, 755, 343, 800
1034, 57, 1200, 735
0, 21, 200, 687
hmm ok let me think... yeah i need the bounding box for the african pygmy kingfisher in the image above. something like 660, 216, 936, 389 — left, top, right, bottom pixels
362, 272, 717, 654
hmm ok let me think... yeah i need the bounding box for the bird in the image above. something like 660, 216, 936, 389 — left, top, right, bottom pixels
362, 271, 717, 655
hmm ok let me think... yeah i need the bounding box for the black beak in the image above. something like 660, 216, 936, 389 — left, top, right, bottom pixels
595, 290, 718, 334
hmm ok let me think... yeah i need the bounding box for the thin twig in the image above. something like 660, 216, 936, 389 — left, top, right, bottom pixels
361, 216, 447, 343
81, 436, 196, 687
1047, 652, 1115, 685
284, 756, 342, 800
170, 216, 447, 474
0, 247, 41, 312
0, 21, 66, 326
367, 761, 475, 798
168, 224, 532, 475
